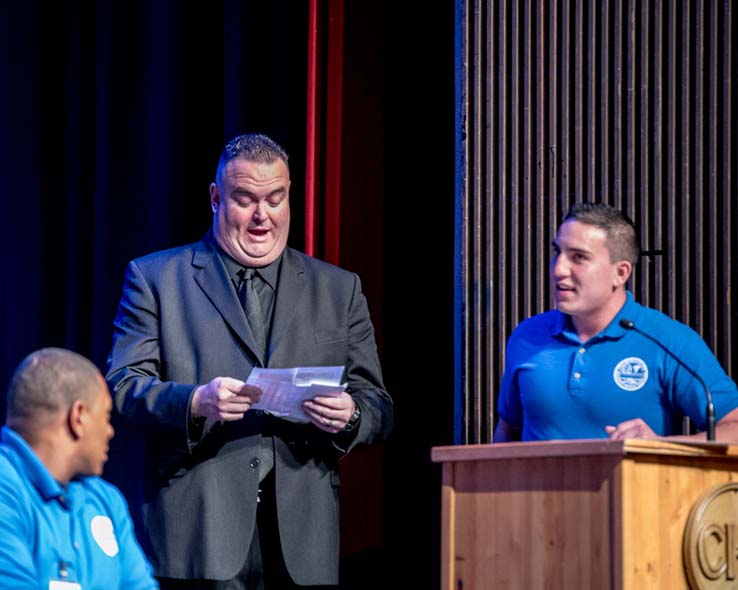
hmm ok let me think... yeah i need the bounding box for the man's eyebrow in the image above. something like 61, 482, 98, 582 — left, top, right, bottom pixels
551, 241, 591, 255
233, 186, 287, 198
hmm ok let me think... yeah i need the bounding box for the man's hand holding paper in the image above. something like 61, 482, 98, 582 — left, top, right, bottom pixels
303, 391, 358, 433
191, 377, 263, 421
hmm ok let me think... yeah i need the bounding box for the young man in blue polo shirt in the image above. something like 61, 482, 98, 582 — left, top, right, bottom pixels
494, 202, 738, 442
0, 347, 158, 590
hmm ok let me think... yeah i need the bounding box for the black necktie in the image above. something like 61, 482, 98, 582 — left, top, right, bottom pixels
239, 268, 266, 357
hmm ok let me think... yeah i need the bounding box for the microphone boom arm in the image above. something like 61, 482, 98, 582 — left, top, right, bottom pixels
619, 318, 716, 441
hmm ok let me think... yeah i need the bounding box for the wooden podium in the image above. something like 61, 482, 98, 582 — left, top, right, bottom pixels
431, 439, 738, 590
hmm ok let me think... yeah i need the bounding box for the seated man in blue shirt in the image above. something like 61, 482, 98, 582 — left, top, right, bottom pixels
494, 202, 738, 442
0, 347, 158, 590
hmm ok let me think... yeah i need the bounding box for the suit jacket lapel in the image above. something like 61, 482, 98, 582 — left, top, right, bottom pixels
269, 248, 306, 362
191, 235, 265, 365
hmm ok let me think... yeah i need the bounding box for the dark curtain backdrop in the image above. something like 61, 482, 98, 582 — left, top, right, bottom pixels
0, 2, 455, 589
0, 0, 307, 396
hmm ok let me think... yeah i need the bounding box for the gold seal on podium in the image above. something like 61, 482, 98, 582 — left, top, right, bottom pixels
683, 482, 738, 589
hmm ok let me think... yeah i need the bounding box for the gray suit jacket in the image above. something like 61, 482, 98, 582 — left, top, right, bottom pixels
105, 233, 393, 584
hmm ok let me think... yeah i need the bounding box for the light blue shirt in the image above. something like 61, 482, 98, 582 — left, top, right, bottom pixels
0, 426, 158, 590
498, 292, 738, 440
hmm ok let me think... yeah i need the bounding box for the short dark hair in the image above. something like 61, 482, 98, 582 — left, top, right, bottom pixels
215, 133, 289, 188
6, 348, 102, 426
563, 202, 640, 264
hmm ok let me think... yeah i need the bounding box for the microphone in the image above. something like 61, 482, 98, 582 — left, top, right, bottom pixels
619, 318, 716, 441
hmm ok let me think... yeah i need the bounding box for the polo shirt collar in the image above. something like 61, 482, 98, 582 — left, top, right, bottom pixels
1, 426, 65, 503
551, 290, 637, 341
601, 290, 637, 339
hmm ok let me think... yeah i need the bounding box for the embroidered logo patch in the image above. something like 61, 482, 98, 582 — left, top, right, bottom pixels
91, 515, 119, 557
613, 357, 649, 391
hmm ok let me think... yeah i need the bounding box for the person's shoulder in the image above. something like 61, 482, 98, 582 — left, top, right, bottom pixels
634, 302, 701, 338
124, 237, 211, 282
76, 477, 129, 512
506, 309, 561, 346
0, 446, 18, 481
285, 248, 357, 279
630, 301, 713, 359
514, 309, 561, 332
131, 238, 203, 267
0, 446, 29, 501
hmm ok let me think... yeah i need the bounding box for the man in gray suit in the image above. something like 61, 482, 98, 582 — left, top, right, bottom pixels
106, 133, 393, 589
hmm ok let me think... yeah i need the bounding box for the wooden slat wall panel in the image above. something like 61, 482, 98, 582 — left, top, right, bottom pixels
456, 0, 736, 444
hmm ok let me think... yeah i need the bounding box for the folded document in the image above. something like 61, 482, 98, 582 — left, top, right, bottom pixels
247, 366, 346, 422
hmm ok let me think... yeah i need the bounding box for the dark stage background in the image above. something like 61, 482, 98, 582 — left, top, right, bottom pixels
0, 2, 454, 589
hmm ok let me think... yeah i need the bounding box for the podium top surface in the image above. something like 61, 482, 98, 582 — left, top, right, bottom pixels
431, 438, 738, 463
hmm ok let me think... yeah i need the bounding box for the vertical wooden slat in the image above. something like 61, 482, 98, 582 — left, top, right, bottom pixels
534, 0, 546, 309
573, 0, 583, 202
497, 0, 509, 343
454, 0, 478, 442
546, 0, 559, 310
471, 0, 485, 441
638, 0, 650, 302
721, 1, 733, 364
561, 0, 571, 204
522, 0, 533, 318
485, 0, 496, 439
694, 0, 705, 335
586, 0, 596, 201
665, 0, 678, 320
613, 0, 624, 206
625, 0, 636, 215
510, 0, 521, 328
706, 0, 718, 353
599, 1, 610, 229
680, 0, 692, 323
652, 0, 664, 311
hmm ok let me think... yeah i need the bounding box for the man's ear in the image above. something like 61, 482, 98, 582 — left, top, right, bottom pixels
209, 182, 221, 213
614, 260, 633, 286
68, 399, 87, 440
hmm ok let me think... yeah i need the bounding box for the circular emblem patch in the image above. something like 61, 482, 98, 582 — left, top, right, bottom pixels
613, 357, 649, 391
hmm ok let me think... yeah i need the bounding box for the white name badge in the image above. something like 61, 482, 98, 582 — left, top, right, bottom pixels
49, 581, 82, 590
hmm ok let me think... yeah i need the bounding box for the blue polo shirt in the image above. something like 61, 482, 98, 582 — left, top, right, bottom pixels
498, 292, 738, 440
0, 427, 158, 590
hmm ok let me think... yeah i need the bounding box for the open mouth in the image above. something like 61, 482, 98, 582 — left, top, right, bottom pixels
555, 285, 576, 298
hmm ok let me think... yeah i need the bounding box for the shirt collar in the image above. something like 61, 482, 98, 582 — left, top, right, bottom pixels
1, 426, 65, 503
551, 290, 636, 341
601, 290, 637, 338
216, 245, 282, 291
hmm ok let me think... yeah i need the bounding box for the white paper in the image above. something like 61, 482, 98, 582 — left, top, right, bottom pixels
247, 366, 346, 422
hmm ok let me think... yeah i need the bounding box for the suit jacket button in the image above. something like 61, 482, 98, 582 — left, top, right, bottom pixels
249, 457, 261, 468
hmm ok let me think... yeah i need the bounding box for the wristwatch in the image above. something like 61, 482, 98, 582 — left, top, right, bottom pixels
343, 403, 362, 432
